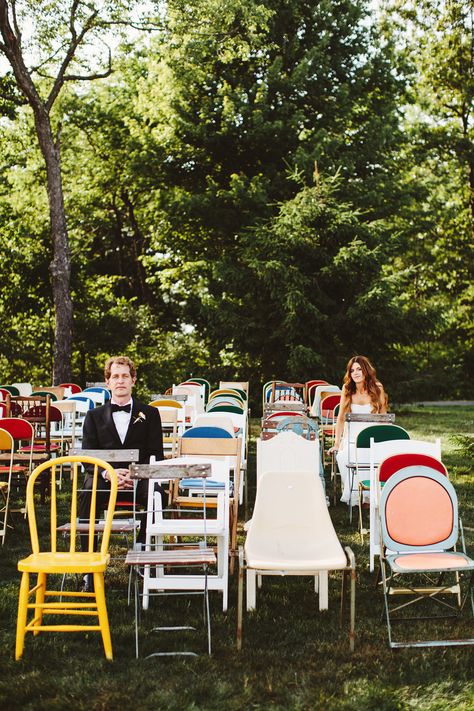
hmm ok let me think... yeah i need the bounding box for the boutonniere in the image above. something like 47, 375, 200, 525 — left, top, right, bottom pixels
133, 411, 146, 424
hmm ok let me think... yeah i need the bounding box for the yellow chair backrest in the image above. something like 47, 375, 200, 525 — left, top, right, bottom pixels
25, 455, 117, 555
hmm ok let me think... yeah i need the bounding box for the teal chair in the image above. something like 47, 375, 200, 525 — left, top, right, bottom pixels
349, 424, 410, 523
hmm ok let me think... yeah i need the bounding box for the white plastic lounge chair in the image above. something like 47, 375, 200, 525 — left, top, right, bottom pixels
237, 470, 355, 651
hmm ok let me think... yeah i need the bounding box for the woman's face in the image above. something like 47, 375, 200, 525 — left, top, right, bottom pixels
350, 361, 364, 385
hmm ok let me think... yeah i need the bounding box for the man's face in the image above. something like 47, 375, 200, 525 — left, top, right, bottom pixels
106, 363, 136, 403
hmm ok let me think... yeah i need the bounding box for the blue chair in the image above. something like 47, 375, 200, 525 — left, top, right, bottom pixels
182, 426, 233, 439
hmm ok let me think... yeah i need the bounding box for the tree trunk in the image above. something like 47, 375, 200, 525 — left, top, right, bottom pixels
34, 108, 73, 384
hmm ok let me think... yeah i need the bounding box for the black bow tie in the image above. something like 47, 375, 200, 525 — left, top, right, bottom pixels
111, 403, 131, 413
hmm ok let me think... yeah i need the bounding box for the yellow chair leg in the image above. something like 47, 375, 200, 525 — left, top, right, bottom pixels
94, 573, 113, 661
33, 572, 46, 635
15, 572, 30, 660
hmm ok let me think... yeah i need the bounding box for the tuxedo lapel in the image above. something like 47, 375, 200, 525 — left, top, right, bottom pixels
123, 400, 143, 445
102, 400, 122, 446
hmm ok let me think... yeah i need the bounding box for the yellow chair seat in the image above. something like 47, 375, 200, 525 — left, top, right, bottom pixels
18, 551, 110, 574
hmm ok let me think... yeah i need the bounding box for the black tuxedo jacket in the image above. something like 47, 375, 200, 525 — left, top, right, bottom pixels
81, 398, 164, 468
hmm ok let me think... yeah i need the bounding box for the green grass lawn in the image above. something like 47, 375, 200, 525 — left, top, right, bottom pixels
0, 406, 473, 711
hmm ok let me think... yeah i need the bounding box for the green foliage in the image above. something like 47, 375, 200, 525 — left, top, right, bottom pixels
0, 0, 471, 397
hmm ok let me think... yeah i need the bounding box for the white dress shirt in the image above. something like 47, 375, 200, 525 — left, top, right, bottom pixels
111, 398, 133, 444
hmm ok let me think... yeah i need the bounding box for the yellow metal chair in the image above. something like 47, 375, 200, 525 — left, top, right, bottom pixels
15, 455, 118, 661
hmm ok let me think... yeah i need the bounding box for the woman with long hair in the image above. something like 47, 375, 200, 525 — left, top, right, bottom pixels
328, 355, 388, 504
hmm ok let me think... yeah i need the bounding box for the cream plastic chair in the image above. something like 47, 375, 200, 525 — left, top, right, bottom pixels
237, 470, 355, 650
256, 430, 320, 489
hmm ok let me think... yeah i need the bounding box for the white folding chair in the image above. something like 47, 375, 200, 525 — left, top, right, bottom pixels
126, 461, 219, 657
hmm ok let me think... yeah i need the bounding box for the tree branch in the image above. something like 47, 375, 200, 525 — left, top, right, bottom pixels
46, 6, 99, 111
0, 0, 42, 109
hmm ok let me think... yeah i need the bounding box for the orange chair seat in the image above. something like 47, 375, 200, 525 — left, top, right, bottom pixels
18, 551, 110, 574
391, 552, 471, 571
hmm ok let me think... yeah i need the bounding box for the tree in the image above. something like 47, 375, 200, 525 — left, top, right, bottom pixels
0, 0, 158, 382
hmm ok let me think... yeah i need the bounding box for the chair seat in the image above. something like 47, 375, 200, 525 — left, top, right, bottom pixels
0, 452, 48, 462
388, 551, 474, 573
19, 444, 60, 453
0, 464, 28, 473
246, 536, 347, 571
126, 548, 216, 567
18, 551, 110, 574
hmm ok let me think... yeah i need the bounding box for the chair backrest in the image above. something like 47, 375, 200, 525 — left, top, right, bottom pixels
149, 398, 184, 410
220, 381, 249, 394
320, 394, 341, 421
51, 400, 78, 443
0, 427, 14, 452
246, 471, 342, 563
26, 456, 117, 554
32, 388, 63, 401
210, 388, 247, 402
275, 416, 318, 440
250, 470, 322, 529
65, 395, 95, 413
309, 385, 341, 418
0, 416, 35, 442
185, 378, 211, 401
83, 386, 111, 401
380, 465, 458, 553
182, 426, 233, 439
208, 394, 246, 409
49, 405, 63, 424
266, 410, 302, 420
206, 404, 244, 415
257, 431, 319, 486
79, 389, 106, 406
59, 382, 82, 394
11, 382, 32, 396
193, 414, 236, 437
178, 437, 242, 484
305, 380, 329, 405
0, 385, 20, 396
207, 399, 244, 413
356, 424, 410, 449
378, 451, 447, 483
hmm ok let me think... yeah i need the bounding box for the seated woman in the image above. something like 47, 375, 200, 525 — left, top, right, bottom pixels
328, 355, 388, 505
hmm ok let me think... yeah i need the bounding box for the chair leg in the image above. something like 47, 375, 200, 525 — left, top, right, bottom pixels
247, 569, 257, 611
236, 549, 244, 651
358, 485, 364, 543
93, 572, 113, 661
15, 572, 30, 660
319, 571, 328, 611
33, 572, 46, 635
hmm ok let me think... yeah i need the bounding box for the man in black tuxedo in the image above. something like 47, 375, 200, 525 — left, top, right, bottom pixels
78, 356, 164, 571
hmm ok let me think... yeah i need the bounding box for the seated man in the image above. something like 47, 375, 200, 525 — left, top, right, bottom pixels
78, 356, 164, 589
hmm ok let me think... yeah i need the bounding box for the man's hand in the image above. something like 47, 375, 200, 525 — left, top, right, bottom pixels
114, 467, 134, 490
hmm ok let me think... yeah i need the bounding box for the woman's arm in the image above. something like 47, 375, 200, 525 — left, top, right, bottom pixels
328, 390, 349, 453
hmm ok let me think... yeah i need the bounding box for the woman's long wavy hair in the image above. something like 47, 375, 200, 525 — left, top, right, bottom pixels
341, 355, 387, 414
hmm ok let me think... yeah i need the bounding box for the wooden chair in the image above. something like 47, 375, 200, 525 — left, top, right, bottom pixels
15, 455, 118, 660
177, 436, 242, 574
